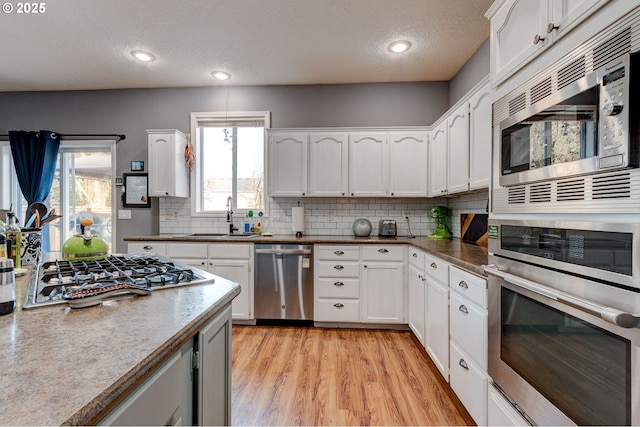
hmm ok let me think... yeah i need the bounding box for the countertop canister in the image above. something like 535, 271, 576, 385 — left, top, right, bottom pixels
0, 258, 15, 315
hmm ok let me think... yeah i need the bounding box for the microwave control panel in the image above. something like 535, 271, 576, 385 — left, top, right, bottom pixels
598, 56, 629, 169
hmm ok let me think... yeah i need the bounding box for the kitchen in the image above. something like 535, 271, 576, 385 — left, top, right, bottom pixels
1, 0, 640, 425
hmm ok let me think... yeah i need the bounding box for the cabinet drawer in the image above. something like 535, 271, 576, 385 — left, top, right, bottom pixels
450, 291, 487, 370
208, 243, 252, 259
167, 243, 208, 259
128, 242, 167, 257
317, 245, 359, 261
316, 299, 360, 322
424, 253, 449, 283
317, 278, 360, 299
361, 245, 405, 261
450, 266, 487, 308
450, 341, 487, 426
408, 248, 425, 269
317, 261, 360, 278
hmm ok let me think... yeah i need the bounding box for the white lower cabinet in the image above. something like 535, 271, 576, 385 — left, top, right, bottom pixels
314, 245, 361, 322
164, 243, 253, 321
426, 277, 449, 380
127, 242, 167, 257
361, 245, 405, 324
99, 306, 232, 426
488, 383, 531, 426
449, 266, 488, 425
407, 248, 427, 345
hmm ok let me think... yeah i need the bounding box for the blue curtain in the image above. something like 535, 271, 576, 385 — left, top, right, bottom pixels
8, 130, 60, 224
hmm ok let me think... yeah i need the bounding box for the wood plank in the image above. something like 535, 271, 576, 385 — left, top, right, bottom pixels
231, 326, 474, 426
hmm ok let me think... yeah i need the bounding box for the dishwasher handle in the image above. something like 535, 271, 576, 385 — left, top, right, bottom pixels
255, 248, 312, 255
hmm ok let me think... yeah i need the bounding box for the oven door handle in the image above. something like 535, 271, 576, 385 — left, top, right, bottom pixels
483, 264, 640, 329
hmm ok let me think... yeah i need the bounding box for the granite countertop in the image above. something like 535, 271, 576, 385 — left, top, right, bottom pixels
0, 268, 240, 426
125, 234, 489, 276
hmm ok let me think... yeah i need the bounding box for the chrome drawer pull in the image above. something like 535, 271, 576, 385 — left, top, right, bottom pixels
459, 359, 469, 370
458, 281, 468, 289
334, 250, 344, 255
412, 253, 417, 258
143, 245, 152, 250
333, 265, 344, 270
430, 262, 437, 269
458, 305, 468, 314
334, 303, 344, 308
378, 248, 389, 253
333, 281, 344, 287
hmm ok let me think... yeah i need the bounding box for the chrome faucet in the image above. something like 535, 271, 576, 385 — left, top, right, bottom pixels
226, 196, 238, 234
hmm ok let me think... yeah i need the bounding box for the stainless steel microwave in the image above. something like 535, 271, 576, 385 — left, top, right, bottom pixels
499, 52, 640, 187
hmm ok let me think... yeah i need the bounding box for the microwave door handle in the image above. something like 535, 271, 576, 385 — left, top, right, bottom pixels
483, 264, 640, 329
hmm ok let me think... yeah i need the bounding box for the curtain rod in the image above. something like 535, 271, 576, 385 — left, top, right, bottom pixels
0, 133, 126, 142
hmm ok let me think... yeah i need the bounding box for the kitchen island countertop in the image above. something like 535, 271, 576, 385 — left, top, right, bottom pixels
125, 234, 489, 276
0, 267, 240, 425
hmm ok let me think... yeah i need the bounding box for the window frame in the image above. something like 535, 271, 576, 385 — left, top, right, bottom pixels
189, 111, 270, 218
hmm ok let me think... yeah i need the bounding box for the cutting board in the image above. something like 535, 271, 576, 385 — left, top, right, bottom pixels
461, 214, 488, 247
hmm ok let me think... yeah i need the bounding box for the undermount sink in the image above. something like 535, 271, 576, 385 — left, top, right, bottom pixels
181, 233, 258, 239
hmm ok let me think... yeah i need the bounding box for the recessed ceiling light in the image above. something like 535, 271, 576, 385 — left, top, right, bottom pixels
388, 40, 412, 53
131, 50, 156, 62
212, 71, 231, 80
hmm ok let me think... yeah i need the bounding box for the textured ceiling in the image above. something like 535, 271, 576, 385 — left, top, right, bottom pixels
0, 0, 493, 91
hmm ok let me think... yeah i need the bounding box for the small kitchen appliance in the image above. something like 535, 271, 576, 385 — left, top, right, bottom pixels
428, 206, 451, 239
378, 220, 397, 237
62, 216, 108, 261
352, 218, 372, 237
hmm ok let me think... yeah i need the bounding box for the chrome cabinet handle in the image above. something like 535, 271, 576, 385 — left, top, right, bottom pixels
418, 274, 423, 280
334, 303, 344, 308
458, 281, 468, 289
334, 265, 344, 270
533, 34, 545, 44
430, 262, 437, 269
334, 250, 344, 255
459, 359, 469, 370
143, 245, 152, 250
459, 305, 468, 314
333, 281, 344, 287
378, 248, 389, 254
547, 22, 559, 33
412, 253, 418, 258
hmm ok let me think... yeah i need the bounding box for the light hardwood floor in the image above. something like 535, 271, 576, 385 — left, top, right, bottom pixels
231, 325, 474, 426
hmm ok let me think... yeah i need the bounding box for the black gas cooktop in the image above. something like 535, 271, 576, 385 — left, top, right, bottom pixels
24, 254, 214, 309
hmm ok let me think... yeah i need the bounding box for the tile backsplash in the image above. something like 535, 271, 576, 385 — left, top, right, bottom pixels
158, 189, 489, 238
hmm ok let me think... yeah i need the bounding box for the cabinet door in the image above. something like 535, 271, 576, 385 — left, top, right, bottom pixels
408, 264, 426, 345
428, 122, 448, 197
308, 133, 348, 196
447, 104, 469, 194
209, 259, 252, 320
469, 83, 492, 190
388, 131, 428, 197
426, 278, 449, 380
198, 306, 232, 426
490, 0, 549, 84
148, 131, 189, 198
549, 0, 609, 40
98, 341, 193, 426
450, 341, 487, 426
348, 132, 388, 196
268, 132, 308, 197
360, 262, 404, 323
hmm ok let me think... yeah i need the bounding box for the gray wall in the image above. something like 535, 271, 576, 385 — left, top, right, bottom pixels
0, 82, 450, 251
449, 38, 490, 106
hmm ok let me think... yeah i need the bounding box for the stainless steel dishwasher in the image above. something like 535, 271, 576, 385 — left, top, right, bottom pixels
254, 244, 313, 321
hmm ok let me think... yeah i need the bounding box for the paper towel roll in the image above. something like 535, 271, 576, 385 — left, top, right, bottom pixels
292, 207, 305, 236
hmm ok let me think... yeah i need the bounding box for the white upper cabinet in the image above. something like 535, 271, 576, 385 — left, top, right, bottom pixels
308, 133, 348, 197
348, 132, 388, 197
447, 103, 470, 195
487, 0, 608, 85
147, 129, 189, 198
428, 122, 448, 197
468, 82, 492, 190
388, 131, 429, 197
268, 132, 308, 197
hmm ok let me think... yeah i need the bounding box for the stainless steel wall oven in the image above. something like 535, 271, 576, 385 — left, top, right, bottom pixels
485, 219, 640, 426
